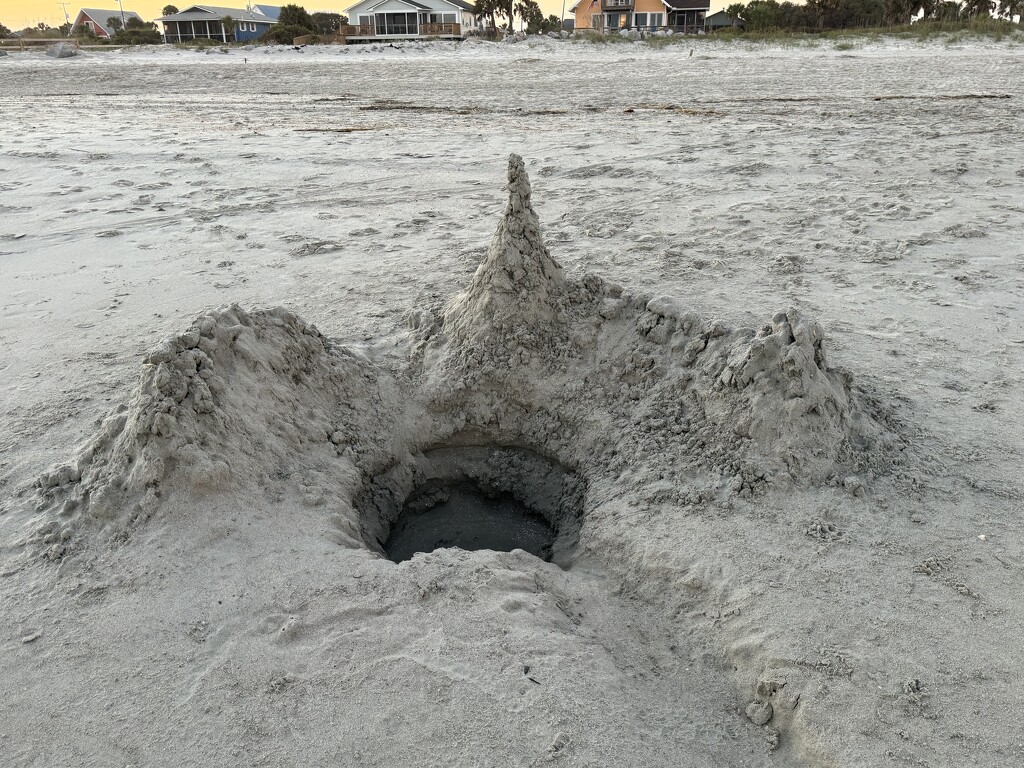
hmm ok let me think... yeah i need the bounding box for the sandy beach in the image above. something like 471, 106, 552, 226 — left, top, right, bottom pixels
1, 37, 1023, 767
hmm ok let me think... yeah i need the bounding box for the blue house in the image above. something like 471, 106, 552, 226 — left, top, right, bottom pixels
157, 5, 281, 43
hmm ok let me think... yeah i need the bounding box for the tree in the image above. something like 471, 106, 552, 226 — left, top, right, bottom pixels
725, 2, 746, 21
112, 21, 161, 44
518, 0, 542, 31
997, 0, 1021, 17
741, 0, 784, 29
0, 22, 11, 38
260, 23, 314, 43
221, 15, 235, 40
961, 0, 993, 13
475, 0, 514, 30
884, 0, 915, 23
277, 4, 316, 31
23, 22, 62, 37
934, 0, 964, 17
162, 4, 179, 14
474, 0, 501, 28
311, 12, 345, 33
107, 16, 124, 31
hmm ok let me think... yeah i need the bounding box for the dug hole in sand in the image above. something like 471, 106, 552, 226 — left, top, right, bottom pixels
3, 155, 1003, 766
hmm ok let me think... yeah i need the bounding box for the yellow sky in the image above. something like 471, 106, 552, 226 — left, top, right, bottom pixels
2, 0, 724, 32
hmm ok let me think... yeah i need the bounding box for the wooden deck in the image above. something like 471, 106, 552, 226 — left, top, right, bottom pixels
298, 22, 463, 44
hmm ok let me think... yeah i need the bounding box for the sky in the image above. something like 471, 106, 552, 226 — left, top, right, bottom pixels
1, 0, 726, 32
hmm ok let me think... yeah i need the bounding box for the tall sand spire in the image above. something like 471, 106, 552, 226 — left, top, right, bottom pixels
445, 154, 565, 344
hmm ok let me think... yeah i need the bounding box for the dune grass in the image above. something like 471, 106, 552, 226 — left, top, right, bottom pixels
567, 19, 1023, 48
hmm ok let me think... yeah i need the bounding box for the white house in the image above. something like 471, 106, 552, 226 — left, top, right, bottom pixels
343, 0, 481, 39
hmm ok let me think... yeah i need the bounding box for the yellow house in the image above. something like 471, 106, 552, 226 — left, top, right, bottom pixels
572, 0, 709, 32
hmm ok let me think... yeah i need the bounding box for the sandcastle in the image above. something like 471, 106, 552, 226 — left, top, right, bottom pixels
31, 154, 891, 565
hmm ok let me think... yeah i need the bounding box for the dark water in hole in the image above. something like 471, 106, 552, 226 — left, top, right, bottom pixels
384, 486, 556, 563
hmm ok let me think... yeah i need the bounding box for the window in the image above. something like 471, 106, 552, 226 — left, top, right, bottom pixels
634, 12, 647, 25
650, 13, 663, 26
377, 12, 417, 34
359, 15, 372, 26
443, 13, 456, 22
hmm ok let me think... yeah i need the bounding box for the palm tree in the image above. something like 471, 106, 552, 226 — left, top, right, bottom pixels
221, 15, 235, 41
935, 1, 963, 19
884, 0, 916, 24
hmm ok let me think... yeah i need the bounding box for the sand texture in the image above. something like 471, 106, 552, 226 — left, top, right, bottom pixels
1, 38, 1023, 767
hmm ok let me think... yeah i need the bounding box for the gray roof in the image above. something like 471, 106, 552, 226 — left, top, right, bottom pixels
157, 5, 277, 22
443, 0, 476, 11
77, 8, 144, 36
253, 4, 282, 19
375, 0, 432, 9
661, 0, 710, 9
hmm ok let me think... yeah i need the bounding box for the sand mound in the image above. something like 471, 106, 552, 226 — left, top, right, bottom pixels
32, 305, 388, 557
32, 154, 890, 562
23, 156, 905, 763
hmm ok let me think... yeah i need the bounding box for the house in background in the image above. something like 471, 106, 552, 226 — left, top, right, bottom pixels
663, 0, 708, 30
73, 8, 144, 38
569, 0, 596, 29
252, 4, 282, 19
703, 10, 744, 30
156, 5, 281, 43
571, 0, 709, 32
342, 0, 481, 41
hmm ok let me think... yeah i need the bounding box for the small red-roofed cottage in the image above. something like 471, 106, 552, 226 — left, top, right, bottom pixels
73, 8, 144, 38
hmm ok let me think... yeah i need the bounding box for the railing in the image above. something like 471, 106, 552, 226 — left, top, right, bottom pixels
340, 22, 462, 37
0, 37, 81, 49
587, 24, 709, 35
340, 24, 376, 36
162, 32, 234, 42
420, 23, 461, 36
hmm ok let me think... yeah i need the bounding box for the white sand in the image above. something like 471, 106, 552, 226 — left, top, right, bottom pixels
1, 38, 1023, 767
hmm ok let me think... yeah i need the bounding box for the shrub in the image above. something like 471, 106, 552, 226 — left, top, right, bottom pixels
260, 23, 313, 43
113, 21, 162, 44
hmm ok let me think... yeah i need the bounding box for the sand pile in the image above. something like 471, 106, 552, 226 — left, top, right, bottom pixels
34, 154, 887, 559
32, 305, 387, 557
26, 154, 902, 763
